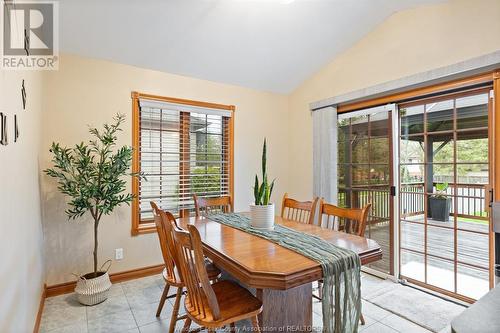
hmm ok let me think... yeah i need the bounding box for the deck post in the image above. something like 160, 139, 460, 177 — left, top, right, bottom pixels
426, 136, 434, 216
344, 138, 352, 206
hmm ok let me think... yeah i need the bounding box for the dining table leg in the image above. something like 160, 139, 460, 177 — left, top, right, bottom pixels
256, 282, 312, 332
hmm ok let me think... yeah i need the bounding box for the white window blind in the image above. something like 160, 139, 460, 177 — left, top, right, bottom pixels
138, 99, 232, 222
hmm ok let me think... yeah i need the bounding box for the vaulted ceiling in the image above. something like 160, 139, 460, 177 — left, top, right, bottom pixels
59, 0, 445, 93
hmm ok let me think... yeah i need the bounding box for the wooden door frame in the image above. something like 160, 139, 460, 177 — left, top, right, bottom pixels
337, 72, 495, 113
335, 69, 499, 302
396, 86, 493, 303
338, 104, 396, 276
491, 71, 500, 288
388, 110, 395, 276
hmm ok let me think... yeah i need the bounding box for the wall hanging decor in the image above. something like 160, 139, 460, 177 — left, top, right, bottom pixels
0, 113, 8, 146
24, 29, 30, 56
21, 80, 27, 110
14, 115, 19, 142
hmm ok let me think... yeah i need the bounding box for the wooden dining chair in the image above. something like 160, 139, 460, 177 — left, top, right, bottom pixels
150, 202, 221, 333
319, 202, 371, 237
316, 201, 372, 325
173, 223, 263, 333
281, 193, 320, 225
193, 194, 233, 217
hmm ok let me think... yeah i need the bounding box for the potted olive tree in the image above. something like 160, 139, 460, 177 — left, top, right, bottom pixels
429, 182, 452, 222
250, 138, 276, 230
45, 114, 140, 305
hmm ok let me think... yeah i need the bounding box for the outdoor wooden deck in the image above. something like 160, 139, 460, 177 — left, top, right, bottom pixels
368, 216, 489, 278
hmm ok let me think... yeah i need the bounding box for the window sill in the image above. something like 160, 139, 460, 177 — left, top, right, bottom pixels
131, 222, 157, 236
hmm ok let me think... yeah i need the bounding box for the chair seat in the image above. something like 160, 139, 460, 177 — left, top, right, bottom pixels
163, 261, 221, 286
185, 280, 263, 326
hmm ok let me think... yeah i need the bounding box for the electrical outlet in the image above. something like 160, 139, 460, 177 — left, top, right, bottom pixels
115, 248, 124, 260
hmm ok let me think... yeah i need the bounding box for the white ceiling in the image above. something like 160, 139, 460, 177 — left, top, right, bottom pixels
59, 0, 444, 94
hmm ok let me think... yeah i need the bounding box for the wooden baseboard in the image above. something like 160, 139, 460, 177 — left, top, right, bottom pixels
33, 284, 47, 333
45, 264, 164, 298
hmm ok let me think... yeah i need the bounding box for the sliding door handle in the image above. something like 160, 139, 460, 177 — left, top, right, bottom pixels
390, 186, 396, 197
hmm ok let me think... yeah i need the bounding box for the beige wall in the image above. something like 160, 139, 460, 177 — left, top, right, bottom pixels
288, 0, 500, 199
0, 71, 44, 330
41, 54, 290, 285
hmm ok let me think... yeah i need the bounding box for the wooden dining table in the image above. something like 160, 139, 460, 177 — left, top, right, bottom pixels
177, 214, 382, 332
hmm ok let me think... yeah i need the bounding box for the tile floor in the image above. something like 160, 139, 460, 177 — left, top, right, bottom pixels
40, 273, 454, 333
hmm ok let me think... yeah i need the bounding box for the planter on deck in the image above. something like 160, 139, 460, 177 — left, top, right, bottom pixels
429, 197, 451, 222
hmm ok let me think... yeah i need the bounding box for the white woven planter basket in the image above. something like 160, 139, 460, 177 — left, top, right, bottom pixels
75, 261, 112, 306
250, 203, 275, 230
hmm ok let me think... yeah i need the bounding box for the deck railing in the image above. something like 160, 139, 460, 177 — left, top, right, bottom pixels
400, 183, 425, 218
338, 185, 391, 225
401, 182, 489, 220
339, 182, 488, 224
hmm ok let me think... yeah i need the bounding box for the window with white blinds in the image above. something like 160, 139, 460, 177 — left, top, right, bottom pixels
132, 94, 234, 228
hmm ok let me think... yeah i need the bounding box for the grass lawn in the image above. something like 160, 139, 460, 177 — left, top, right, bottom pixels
459, 217, 489, 225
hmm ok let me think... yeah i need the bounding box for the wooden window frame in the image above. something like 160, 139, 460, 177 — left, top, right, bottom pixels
130, 91, 235, 235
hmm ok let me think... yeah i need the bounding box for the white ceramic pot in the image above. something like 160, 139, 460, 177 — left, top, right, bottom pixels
250, 203, 275, 230
75, 271, 112, 306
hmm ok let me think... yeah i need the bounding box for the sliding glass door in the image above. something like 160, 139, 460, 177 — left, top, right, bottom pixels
336, 86, 493, 300
398, 88, 492, 301
337, 106, 395, 275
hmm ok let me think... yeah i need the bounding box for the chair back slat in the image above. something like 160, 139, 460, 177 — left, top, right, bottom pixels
319, 202, 371, 237
151, 202, 178, 281
173, 224, 221, 320
193, 194, 233, 217
281, 193, 319, 225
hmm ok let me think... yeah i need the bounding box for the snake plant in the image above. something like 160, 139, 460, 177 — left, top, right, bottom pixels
253, 138, 275, 205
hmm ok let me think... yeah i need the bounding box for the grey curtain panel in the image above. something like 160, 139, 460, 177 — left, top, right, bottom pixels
313, 106, 338, 208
